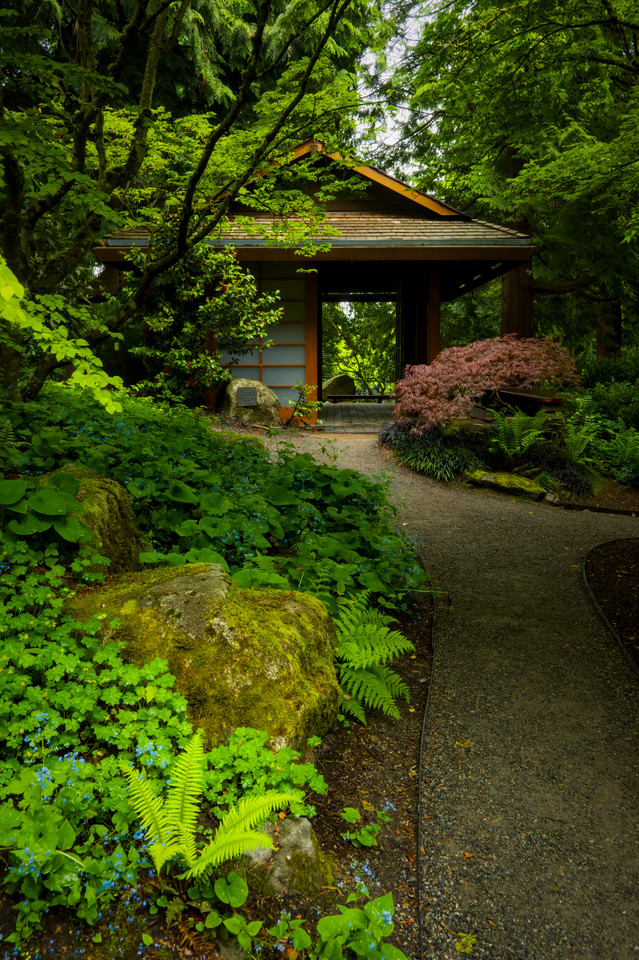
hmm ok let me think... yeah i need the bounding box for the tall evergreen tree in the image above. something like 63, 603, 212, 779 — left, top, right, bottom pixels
391, 0, 639, 354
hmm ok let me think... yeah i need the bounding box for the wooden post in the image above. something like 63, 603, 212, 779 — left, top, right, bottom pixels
305, 272, 319, 417
427, 263, 441, 363
399, 270, 431, 368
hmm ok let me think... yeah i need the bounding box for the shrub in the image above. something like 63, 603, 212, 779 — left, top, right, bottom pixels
379, 422, 486, 482
590, 428, 639, 487
581, 349, 639, 388
585, 382, 639, 430
0, 384, 427, 944
4, 385, 426, 610
523, 442, 594, 496
394, 335, 580, 430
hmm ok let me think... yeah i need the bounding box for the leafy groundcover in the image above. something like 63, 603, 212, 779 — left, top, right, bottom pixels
0, 385, 428, 959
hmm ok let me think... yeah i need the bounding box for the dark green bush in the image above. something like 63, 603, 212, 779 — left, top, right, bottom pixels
585, 382, 639, 430
1, 385, 427, 945
379, 417, 596, 495
5, 385, 426, 610
581, 349, 639, 388
379, 422, 486, 482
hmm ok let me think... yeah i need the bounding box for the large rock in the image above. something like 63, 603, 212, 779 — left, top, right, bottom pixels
66, 564, 339, 749
465, 470, 546, 501
221, 378, 281, 426
45, 465, 144, 572
322, 373, 356, 400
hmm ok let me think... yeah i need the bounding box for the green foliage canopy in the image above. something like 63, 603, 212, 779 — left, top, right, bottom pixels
322, 300, 396, 393
0, 0, 383, 403
391, 0, 639, 350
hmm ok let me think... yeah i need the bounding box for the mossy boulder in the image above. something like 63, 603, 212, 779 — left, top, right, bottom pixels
322, 374, 356, 399
465, 469, 546, 500
66, 563, 339, 749
221, 378, 281, 426
43, 465, 144, 572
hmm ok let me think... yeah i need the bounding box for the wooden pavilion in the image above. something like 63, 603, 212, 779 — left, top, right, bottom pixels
95, 142, 534, 411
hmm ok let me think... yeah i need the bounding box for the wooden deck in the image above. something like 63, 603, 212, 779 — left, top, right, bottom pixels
317, 401, 395, 434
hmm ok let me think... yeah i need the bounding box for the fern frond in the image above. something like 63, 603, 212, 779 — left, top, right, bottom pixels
334, 595, 413, 723
339, 666, 401, 720
339, 693, 367, 724
338, 624, 413, 669
125, 769, 169, 847
185, 830, 275, 879
148, 840, 188, 875
218, 791, 295, 834
165, 733, 206, 844
375, 664, 411, 702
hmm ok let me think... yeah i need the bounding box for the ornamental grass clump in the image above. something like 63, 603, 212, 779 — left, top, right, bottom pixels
394, 335, 580, 431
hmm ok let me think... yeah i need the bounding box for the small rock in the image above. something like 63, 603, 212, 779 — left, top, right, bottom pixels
255, 817, 333, 897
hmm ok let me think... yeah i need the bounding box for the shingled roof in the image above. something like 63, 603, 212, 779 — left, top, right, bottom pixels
219, 211, 530, 249
95, 141, 533, 297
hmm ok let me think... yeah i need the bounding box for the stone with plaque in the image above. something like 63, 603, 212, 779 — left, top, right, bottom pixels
237, 386, 258, 407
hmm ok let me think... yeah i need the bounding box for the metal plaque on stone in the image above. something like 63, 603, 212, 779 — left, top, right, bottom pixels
237, 386, 258, 407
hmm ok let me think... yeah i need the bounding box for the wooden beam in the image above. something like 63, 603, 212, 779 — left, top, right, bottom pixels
398, 271, 430, 368
232, 246, 535, 262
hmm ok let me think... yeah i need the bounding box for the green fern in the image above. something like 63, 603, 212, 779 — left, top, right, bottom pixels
0, 416, 23, 470
126, 733, 295, 878
488, 408, 549, 459
335, 595, 414, 723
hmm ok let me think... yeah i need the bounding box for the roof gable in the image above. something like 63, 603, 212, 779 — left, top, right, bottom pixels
249, 140, 467, 220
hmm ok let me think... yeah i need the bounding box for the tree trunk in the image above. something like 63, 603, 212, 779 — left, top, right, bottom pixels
501, 264, 534, 338
596, 294, 622, 357
500, 147, 534, 338
0, 337, 24, 402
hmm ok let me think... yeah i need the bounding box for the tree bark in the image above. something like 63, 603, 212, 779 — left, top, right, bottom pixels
596, 293, 622, 356
500, 148, 534, 337
501, 264, 534, 338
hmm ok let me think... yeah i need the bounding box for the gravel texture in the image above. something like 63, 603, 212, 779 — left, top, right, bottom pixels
274, 432, 639, 960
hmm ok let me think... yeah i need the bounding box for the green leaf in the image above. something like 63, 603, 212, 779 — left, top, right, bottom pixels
0, 479, 27, 505
53, 516, 90, 543
27, 489, 75, 516
142, 933, 154, 947
57, 819, 76, 850
183, 547, 230, 567
48, 472, 81, 496
292, 927, 312, 950
166, 481, 198, 504
214, 871, 248, 908
266, 484, 299, 505
8, 514, 53, 535
317, 908, 365, 941
205, 909, 223, 929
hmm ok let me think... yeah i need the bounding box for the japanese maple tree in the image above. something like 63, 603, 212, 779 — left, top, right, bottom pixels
394, 336, 580, 430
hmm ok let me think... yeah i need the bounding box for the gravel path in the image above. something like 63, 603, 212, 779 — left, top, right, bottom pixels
276, 433, 639, 960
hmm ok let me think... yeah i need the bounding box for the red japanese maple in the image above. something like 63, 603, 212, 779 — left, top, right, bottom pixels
394, 335, 580, 430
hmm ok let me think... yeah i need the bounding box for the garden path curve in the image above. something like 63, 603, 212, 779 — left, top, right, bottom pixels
278, 433, 639, 960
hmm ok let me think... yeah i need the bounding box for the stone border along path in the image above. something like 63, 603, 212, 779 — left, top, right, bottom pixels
272, 433, 639, 960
